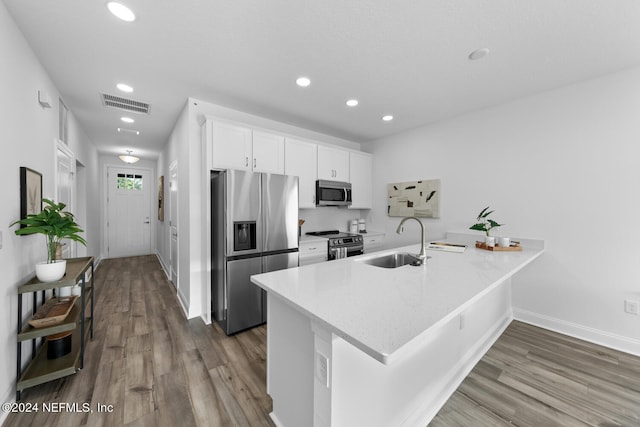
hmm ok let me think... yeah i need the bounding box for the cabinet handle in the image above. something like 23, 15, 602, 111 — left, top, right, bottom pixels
245, 157, 249, 167
254, 158, 257, 168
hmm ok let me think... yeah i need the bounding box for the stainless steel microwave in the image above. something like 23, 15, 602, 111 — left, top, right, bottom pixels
316, 180, 352, 206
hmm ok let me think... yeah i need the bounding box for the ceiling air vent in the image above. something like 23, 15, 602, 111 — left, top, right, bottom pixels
101, 93, 150, 114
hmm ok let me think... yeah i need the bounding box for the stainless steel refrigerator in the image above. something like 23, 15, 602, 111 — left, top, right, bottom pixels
211, 169, 299, 335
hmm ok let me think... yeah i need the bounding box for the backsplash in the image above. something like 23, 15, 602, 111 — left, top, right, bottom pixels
299, 207, 366, 234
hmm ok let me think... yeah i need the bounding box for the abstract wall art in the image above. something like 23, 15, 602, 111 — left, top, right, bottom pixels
387, 179, 440, 218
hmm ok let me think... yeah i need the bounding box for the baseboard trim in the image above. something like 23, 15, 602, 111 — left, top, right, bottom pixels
155, 252, 171, 281
177, 287, 190, 318
514, 308, 640, 357
269, 412, 284, 427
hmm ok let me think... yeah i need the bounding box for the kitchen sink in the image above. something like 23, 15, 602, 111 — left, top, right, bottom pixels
362, 252, 422, 268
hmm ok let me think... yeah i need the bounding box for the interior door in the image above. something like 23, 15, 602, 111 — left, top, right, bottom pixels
107, 166, 152, 258
169, 162, 178, 286
56, 141, 75, 259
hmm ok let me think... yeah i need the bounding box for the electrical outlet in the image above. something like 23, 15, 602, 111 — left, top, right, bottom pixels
315, 352, 329, 387
624, 300, 639, 315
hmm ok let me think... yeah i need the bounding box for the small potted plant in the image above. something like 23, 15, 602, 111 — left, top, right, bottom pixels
469, 206, 503, 246
11, 199, 87, 282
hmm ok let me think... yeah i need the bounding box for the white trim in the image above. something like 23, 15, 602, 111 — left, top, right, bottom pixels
177, 287, 189, 318
514, 308, 640, 357
155, 252, 171, 280
55, 139, 77, 257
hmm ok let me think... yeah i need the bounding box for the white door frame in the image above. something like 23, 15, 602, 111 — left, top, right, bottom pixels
102, 163, 155, 259
55, 139, 76, 258
169, 160, 178, 288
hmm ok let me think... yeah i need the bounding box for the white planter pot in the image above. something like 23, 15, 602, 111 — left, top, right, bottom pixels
484, 236, 496, 247
35, 260, 67, 282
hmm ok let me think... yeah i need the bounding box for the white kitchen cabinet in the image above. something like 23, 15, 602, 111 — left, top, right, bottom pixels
210, 121, 253, 170
208, 121, 285, 173
363, 231, 385, 254
285, 138, 317, 208
349, 151, 373, 209
253, 131, 284, 174
317, 145, 349, 182
299, 237, 328, 265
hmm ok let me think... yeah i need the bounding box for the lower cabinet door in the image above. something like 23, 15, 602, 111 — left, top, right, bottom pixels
226, 257, 263, 334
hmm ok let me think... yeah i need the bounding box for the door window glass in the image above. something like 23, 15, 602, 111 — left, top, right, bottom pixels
117, 173, 143, 190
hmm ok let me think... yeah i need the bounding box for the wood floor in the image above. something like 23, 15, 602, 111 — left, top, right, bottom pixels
5, 255, 640, 426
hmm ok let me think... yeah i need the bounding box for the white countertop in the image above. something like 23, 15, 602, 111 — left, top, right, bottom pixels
252, 232, 544, 364
299, 234, 329, 245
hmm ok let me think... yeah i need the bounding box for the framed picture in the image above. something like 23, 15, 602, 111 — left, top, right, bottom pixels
19, 167, 43, 226
388, 179, 440, 218
158, 176, 165, 221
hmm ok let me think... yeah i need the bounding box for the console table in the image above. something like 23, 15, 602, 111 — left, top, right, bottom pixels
16, 257, 95, 400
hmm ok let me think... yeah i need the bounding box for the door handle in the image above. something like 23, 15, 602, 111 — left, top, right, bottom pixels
253, 158, 257, 168
144, 220, 150, 224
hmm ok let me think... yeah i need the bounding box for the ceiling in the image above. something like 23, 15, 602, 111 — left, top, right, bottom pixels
4, 0, 640, 160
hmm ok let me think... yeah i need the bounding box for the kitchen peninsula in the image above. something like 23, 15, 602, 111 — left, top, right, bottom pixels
251, 232, 544, 427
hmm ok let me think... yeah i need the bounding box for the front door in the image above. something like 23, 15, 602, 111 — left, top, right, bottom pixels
106, 166, 152, 258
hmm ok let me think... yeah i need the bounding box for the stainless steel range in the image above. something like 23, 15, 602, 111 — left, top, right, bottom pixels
306, 230, 364, 260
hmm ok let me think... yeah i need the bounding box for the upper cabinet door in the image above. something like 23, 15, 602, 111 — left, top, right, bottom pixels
253, 131, 285, 174
317, 145, 349, 181
349, 151, 373, 209
285, 138, 317, 209
211, 121, 252, 170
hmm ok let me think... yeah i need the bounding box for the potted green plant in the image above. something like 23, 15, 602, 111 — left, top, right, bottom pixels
469, 206, 503, 246
11, 198, 87, 282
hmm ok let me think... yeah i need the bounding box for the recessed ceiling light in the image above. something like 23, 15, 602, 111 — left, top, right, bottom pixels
468, 48, 490, 61
296, 77, 311, 87
382, 115, 394, 122
107, 2, 136, 22
116, 83, 134, 93
346, 99, 359, 107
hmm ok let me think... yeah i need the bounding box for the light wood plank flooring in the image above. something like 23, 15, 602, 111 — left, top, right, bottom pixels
5, 255, 640, 426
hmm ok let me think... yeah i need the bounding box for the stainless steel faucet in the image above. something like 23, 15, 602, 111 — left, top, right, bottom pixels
396, 216, 427, 265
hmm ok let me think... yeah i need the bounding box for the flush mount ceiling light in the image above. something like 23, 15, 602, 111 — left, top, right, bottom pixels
382, 115, 394, 122
119, 150, 140, 164
117, 127, 140, 135
346, 99, 359, 107
116, 83, 134, 93
468, 48, 490, 61
107, 2, 136, 22
296, 77, 311, 87
120, 116, 134, 123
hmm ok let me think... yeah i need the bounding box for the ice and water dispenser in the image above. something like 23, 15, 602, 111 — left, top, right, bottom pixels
233, 221, 257, 251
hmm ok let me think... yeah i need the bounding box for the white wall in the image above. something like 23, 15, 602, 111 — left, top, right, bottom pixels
0, 1, 100, 411
367, 66, 640, 354
157, 102, 190, 315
